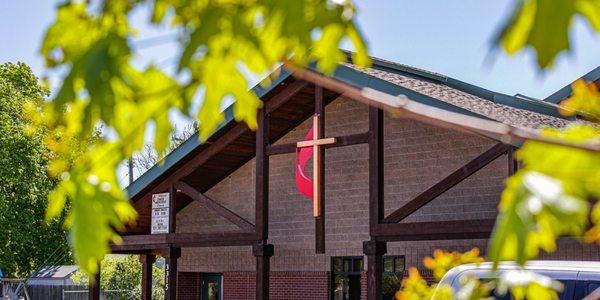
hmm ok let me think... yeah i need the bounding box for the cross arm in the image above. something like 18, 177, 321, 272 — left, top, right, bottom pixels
175, 181, 255, 231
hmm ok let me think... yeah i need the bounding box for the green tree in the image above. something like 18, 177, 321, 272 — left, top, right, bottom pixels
71, 255, 165, 300
0, 62, 71, 277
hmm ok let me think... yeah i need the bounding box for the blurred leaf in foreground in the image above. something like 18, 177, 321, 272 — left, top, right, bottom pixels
39, 0, 370, 274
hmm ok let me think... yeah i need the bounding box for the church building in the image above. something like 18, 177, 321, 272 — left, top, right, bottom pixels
107, 56, 600, 300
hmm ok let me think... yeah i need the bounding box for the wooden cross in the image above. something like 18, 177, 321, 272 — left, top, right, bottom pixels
296, 114, 336, 217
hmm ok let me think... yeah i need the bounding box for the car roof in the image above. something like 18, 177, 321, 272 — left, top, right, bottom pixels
458, 261, 600, 273
439, 261, 600, 289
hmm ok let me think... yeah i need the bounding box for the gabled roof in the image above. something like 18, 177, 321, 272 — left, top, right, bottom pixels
126, 56, 585, 202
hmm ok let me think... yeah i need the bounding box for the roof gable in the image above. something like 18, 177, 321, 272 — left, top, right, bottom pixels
125, 56, 581, 208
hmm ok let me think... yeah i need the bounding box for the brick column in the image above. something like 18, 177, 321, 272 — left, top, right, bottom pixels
363, 240, 386, 300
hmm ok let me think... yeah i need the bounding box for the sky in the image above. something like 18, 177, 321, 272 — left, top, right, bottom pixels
2, 0, 600, 99
2, 0, 600, 185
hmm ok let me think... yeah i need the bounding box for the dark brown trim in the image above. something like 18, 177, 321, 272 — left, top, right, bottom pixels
255, 107, 269, 240
113, 231, 256, 250
369, 107, 384, 235
175, 181, 255, 231
508, 146, 518, 176
169, 184, 177, 233
382, 143, 509, 224
265, 80, 309, 114
88, 264, 100, 300
141, 122, 249, 201
164, 247, 180, 300
140, 254, 155, 300
363, 240, 386, 300
315, 85, 326, 254
376, 219, 495, 241
266, 132, 369, 155
255, 106, 272, 299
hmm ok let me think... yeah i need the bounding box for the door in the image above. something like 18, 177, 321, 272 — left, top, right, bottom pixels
201, 273, 222, 300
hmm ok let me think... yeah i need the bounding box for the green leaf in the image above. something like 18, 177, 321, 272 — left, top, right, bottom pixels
495, 0, 600, 69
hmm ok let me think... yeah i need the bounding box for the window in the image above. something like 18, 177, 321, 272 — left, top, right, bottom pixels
331, 257, 363, 300
382, 256, 405, 300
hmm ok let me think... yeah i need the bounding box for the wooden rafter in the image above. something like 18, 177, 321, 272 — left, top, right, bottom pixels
382, 142, 509, 224
175, 181, 255, 231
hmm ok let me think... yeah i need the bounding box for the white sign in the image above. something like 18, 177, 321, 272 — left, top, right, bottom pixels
151, 193, 170, 234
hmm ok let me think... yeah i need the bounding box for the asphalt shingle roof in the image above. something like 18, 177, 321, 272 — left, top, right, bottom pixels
344, 62, 571, 130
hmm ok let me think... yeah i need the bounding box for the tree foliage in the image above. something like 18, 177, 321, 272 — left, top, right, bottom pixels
71, 255, 165, 300
496, 0, 600, 68
0, 62, 71, 277
38, 0, 369, 275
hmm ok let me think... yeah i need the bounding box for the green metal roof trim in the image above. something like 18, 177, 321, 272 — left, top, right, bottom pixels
126, 57, 571, 199
545, 66, 600, 104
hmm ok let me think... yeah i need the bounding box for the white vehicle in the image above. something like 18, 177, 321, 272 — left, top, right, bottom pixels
438, 261, 600, 299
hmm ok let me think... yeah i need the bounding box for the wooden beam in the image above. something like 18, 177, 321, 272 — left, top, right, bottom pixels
168, 184, 177, 234
137, 122, 249, 202
265, 79, 309, 114
256, 107, 269, 241
296, 137, 336, 148
363, 240, 386, 300
287, 65, 600, 153
508, 146, 518, 176
376, 219, 495, 241
382, 143, 509, 224
164, 247, 180, 300
253, 241, 274, 300
266, 132, 369, 155
175, 181, 255, 231
369, 107, 384, 235
140, 254, 155, 300
88, 263, 100, 300
315, 85, 326, 254
113, 232, 256, 249
134, 79, 308, 203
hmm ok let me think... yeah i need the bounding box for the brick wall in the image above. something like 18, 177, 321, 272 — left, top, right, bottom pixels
177, 272, 200, 300
223, 271, 329, 300
175, 96, 600, 295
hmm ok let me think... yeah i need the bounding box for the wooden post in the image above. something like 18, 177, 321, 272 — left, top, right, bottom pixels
140, 254, 156, 300
164, 247, 180, 300
369, 107, 384, 234
315, 85, 326, 254
508, 146, 518, 176
363, 240, 387, 300
255, 106, 272, 299
366, 106, 385, 300
88, 263, 101, 300
168, 184, 177, 234
253, 241, 274, 300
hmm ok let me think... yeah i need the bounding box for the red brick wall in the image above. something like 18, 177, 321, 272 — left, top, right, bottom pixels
223, 271, 329, 300
177, 272, 200, 300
